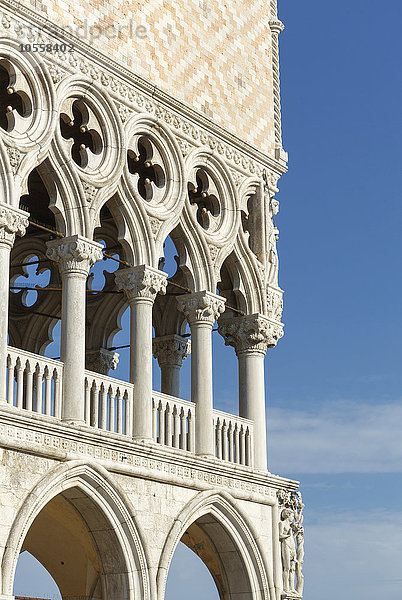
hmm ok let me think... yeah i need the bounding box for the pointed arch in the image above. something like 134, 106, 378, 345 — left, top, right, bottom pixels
157, 490, 274, 600
1, 460, 151, 600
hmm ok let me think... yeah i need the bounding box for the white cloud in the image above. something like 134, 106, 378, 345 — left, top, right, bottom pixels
267, 401, 402, 474
305, 510, 402, 600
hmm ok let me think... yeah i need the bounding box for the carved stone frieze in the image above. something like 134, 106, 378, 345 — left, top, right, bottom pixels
218, 313, 283, 355
177, 291, 225, 326
115, 265, 167, 302
46, 235, 103, 276
0, 203, 29, 248
152, 334, 191, 368
267, 287, 284, 323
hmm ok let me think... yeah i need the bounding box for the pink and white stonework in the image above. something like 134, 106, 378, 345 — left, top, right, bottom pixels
0, 0, 304, 598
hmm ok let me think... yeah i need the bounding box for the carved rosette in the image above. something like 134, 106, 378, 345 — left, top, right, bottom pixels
46, 235, 103, 276
177, 291, 226, 326
86, 348, 119, 375
0, 204, 29, 248
218, 313, 283, 356
152, 335, 191, 368
115, 265, 167, 302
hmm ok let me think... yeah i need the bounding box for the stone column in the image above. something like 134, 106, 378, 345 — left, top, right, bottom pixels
0, 204, 29, 404
218, 314, 283, 471
115, 265, 167, 440
177, 292, 225, 457
46, 235, 103, 423
152, 335, 191, 397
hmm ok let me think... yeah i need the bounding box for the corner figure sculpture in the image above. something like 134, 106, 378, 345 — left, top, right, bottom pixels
278, 490, 305, 597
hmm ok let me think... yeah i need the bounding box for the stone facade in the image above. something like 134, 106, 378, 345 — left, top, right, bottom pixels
0, 0, 304, 598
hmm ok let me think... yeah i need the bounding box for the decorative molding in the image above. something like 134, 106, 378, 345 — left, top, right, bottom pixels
152, 335, 191, 368
218, 313, 284, 355
46, 235, 103, 276
269, 19, 285, 35
177, 291, 225, 326
0, 203, 29, 248
115, 265, 167, 302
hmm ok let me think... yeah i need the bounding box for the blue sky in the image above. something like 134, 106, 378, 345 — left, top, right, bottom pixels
13, 0, 402, 598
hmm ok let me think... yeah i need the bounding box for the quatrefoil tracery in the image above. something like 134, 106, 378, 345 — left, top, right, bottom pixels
188, 168, 221, 232
127, 136, 166, 201
60, 99, 103, 169
0, 60, 32, 132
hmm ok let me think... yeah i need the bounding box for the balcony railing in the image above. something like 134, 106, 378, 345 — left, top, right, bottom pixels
6, 347, 63, 417
84, 370, 134, 436
4, 347, 254, 467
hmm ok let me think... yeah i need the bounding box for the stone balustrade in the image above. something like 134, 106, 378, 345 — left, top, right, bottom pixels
213, 410, 254, 467
6, 346, 63, 417
84, 370, 134, 436
152, 391, 195, 452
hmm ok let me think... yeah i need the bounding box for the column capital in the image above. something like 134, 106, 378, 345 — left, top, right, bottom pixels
86, 347, 119, 375
0, 203, 29, 248
218, 313, 284, 356
115, 265, 167, 303
177, 291, 226, 326
269, 19, 285, 35
153, 334, 191, 368
46, 235, 103, 277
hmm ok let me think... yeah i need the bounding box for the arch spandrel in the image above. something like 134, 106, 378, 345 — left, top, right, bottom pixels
157, 490, 273, 600
1, 460, 151, 600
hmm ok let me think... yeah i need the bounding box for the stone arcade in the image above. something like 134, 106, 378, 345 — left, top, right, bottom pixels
0, 0, 304, 598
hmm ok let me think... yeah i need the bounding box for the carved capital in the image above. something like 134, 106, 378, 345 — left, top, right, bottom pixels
153, 335, 191, 368
115, 265, 167, 302
86, 348, 119, 375
177, 291, 225, 326
218, 313, 284, 356
0, 203, 29, 248
46, 235, 103, 277
269, 19, 285, 35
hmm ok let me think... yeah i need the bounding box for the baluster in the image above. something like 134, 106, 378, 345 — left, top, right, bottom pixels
124, 390, 131, 436
173, 406, 180, 448
25, 360, 33, 412
234, 424, 240, 464
90, 381, 98, 427
117, 388, 123, 434
6, 354, 14, 405
34, 364, 43, 413
239, 425, 246, 465
100, 383, 107, 430
165, 403, 172, 447
179, 408, 186, 450
248, 428, 254, 468
44, 366, 52, 416
152, 398, 157, 441
245, 427, 251, 466
216, 418, 222, 459
54, 369, 61, 419
188, 409, 195, 453
228, 422, 234, 463
109, 385, 115, 432
222, 420, 228, 461
84, 377, 90, 425
158, 401, 165, 445
15, 358, 23, 409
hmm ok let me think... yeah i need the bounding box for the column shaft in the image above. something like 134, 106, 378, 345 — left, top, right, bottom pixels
0, 243, 11, 403
238, 349, 267, 470
190, 322, 214, 456
130, 297, 153, 439
160, 364, 180, 397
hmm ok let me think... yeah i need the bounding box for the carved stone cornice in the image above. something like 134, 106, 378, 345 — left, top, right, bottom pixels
0, 203, 29, 248
86, 348, 119, 375
269, 19, 285, 35
152, 335, 191, 368
177, 291, 225, 326
115, 265, 167, 303
218, 313, 284, 356
46, 235, 103, 277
